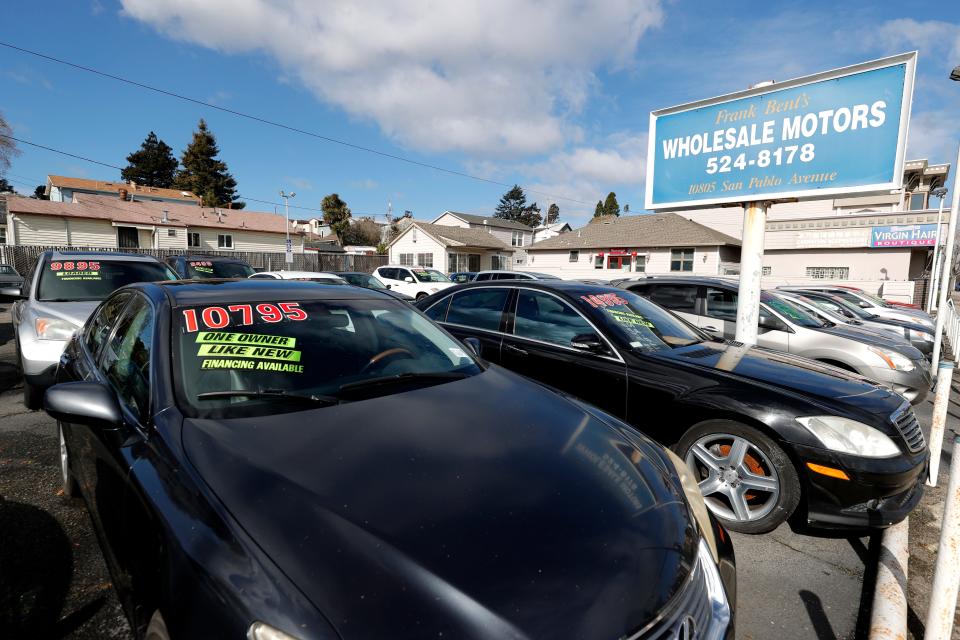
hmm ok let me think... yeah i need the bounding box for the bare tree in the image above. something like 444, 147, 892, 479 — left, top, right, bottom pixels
0, 111, 21, 174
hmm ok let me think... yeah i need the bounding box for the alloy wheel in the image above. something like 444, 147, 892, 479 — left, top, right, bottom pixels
685, 433, 780, 523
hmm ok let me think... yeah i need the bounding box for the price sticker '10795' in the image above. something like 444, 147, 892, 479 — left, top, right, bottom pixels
182, 302, 308, 333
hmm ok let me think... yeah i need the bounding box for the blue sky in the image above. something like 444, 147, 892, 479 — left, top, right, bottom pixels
2, 1, 958, 225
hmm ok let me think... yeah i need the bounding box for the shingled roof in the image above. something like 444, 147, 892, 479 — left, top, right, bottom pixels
527, 213, 741, 250
47, 175, 200, 203
435, 211, 533, 231
397, 221, 514, 250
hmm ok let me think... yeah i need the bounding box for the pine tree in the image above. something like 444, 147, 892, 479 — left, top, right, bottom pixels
495, 185, 541, 226
121, 132, 179, 187
594, 200, 604, 217
321, 193, 352, 241
603, 192, 620, 217
174, 119, 244, 209
0, 177, 14, 194
546, 203, 560, 224
33, 185, 48, 200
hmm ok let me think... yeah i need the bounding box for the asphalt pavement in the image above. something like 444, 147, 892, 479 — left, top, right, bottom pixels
0, 299, 955, 639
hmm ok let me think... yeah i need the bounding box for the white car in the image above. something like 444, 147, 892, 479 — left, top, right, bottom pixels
373, 265, 455, 300
248, 270, 347, 284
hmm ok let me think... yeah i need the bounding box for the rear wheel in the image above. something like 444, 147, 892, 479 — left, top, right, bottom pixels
676, 420, 800, 534
59, 423, 79, 499
416, 292, 428, 301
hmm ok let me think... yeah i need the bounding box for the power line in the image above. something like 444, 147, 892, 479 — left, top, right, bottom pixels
0, 41, 591, 206
0, 134, 123, 171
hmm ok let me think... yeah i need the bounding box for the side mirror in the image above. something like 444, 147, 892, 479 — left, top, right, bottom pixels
404, 276, 414, 283
385, 284, 392, 289
462, 337, 482, 357
758, 314, 786, 333
570, 333, 607, 354
0, 286, 24, 298
44, 382, 122, 429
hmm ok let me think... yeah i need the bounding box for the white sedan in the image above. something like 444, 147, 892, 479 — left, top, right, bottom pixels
248, 270, 347, 284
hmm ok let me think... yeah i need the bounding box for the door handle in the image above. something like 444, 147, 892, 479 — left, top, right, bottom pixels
505, 344, 528, 356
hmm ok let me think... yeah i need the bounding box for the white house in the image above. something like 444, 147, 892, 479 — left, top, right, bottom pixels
293, 217, 332, 237
45, 175, 201, 205
4, 193, 305, 253
533, 221, 572, 243
525, 213, 741, 280
387, 221, 515, 272
431, 211, 534, 266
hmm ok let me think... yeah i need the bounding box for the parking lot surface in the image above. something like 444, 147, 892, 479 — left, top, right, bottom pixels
0, 300, 954, 639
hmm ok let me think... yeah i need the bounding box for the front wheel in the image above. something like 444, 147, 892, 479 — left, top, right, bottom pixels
676, 420, 800, 535
59, 423, 79, 500
415, 292, 428, 301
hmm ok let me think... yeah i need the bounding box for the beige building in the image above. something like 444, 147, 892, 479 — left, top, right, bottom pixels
430, 211, 534, 266
525, 213, 741, 279
388, 220, 515, 272
4, 193, 304, 253
677, 159, 950, 302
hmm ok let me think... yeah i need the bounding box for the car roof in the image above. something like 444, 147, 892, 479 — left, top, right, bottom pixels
146, 278, 393, 306
177, 254, 251, 263
255, 270, 341, 279
448, 279, 625, 297
43, 249, 163, 262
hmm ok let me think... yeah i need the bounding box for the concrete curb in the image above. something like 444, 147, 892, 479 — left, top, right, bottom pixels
868, 517, 910, 640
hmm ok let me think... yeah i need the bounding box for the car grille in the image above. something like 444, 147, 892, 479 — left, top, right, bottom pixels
891, 402, 925, 453
628, 542, 727, 640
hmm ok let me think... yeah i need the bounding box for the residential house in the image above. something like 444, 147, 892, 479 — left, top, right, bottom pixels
46, 175, 201, 205
430, 211, 534, 267
533, 221, 572, 243
293, 217, 332, 237
5, 193, 305, 253
387, 221, 514, 272
525, 213, 741, 279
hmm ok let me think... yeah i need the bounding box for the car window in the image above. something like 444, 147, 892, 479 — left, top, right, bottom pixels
0, 265, 17, 275
475, 273, 492, 281
514, 290, 595, 348
99, 296, 154, 422
765, 296, 825, 327
445, 288, 510, 331
647, 284, 699, 313
37, 259, 177, 302
85, 292, 133, 359
703, 287, 737, 321
396, 269, 413, 281
626, 283, 651, 297
185, 260, 255, 279
412, 269, 450, 283
424, 296, 451, 321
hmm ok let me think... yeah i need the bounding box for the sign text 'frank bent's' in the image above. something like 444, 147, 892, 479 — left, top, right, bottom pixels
645, 53, 916, 209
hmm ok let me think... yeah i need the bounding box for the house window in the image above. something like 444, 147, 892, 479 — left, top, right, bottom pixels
167, 229, 177, 237
515, 257, 524, 265
511, 231, 525, 247
568, 250, 579, 262
635, 255, 646, 273
218, 234, 233, 249
416, 253, 433, 267
762, 266, 772, 276
491, 255, 506, 270
188, 232, 201, 248
594, 255, 603, 269
806, 267, 849, 280
908, 192, 927, 211
607, 255, 632, 271
670, 248, 694, 272
117, 226, 140, 248
399, 253, 414, 266
0, 227, 6, 244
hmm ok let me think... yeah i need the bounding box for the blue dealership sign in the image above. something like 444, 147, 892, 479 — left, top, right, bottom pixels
645, 53, 916, 210
870, 224, 938, 248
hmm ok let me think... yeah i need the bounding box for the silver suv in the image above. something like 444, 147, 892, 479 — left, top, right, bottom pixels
777, 285, 934, 330
7, 251, 177, 408
622, 277, 931, 404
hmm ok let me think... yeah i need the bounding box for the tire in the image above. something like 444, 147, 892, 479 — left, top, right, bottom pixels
145, 610, 170, 640
415, 292, 428, 301
675, 420, 800, 535
59, 423, 80, 500
23, 378, 44, 410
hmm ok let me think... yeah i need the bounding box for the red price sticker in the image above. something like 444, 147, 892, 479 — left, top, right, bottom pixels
182, 302, 309, 333
581, 293, 628, 308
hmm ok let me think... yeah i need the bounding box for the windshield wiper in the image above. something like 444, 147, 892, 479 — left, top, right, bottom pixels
338, 371, 468, 394
196, 388, 341, 406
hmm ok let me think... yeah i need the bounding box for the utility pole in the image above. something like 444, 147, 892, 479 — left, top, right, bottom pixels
927, 186, 949, 312
279, 190, 296, 265
930, 144, 960, 374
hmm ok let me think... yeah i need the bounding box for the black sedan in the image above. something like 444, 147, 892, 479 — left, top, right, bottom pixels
417, 281, 928, 534
46, 279, 733, 639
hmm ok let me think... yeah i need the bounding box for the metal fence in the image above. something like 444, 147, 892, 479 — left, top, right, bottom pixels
0, 245, 387, 276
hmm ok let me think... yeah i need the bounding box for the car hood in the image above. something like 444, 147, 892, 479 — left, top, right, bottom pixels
650, 341, 901, 416
28, 299, 101, 328
813, 324, 924, 359
865, 316, 930, 333
183, 367, 697, 639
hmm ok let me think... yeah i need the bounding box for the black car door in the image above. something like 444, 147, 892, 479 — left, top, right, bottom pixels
501, 288, 627, 418
426, 287, 510, 362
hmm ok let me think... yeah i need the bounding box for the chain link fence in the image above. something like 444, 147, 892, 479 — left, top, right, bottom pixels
0, 245, 387, 276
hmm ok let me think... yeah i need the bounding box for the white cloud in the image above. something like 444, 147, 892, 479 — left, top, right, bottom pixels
875, 19, 960, 63
350, 178, 379, 190
283, 176, 314, 190
119, 0, 663, 155
906, 110, 959, 164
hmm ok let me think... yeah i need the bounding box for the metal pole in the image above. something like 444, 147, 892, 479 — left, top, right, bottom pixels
735, 200, 768, 344
924, 433, 960, 640
927, 361, 954, 486
869, 517, 910, 640
928, 196, 948, 312
930, 143, 960, 375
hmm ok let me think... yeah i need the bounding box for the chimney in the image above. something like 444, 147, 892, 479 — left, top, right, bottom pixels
216, 209, 223, 224
118, 187, 129, 201
161, 209, 169, 224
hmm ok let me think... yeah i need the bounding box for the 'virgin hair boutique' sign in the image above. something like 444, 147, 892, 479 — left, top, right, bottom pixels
870, 224, 938, 247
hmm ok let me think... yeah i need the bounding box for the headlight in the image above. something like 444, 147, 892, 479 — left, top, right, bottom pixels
247, 622, 301, 640
664, 448, 717, 562
910, 329, 934, 342
869, 346, 915, 371
796, 416, 899, 457
35, 317, 76, 341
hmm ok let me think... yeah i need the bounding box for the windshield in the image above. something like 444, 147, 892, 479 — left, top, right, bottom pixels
174, 298, 481, 418
186, 260, 255, 279
765, 296, 826, 327
37, 259, 177, 302
579, 289, 706, 351
790, 297, 844, 324
412, 269, 451, 283
854, 290, 890, 307
0, 265, 17, 276
341, 273, 386, 289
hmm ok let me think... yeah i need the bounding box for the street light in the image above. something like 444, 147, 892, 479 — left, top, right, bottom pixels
951, 65, 960, 82
279, 190, 296, 265
928, 186, 950, 311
